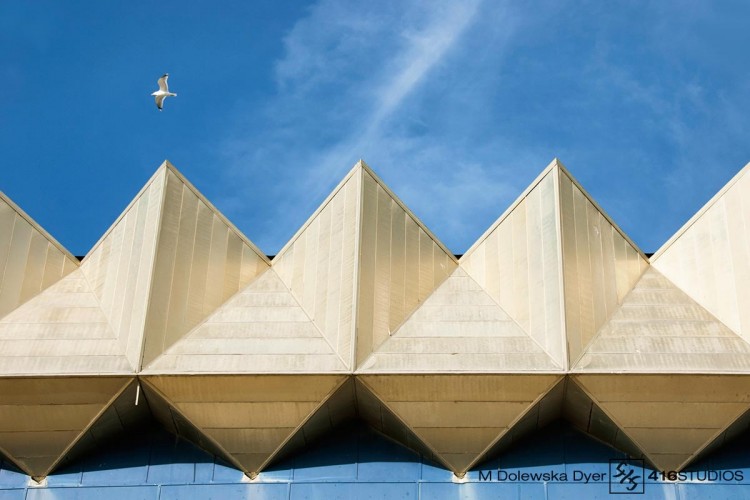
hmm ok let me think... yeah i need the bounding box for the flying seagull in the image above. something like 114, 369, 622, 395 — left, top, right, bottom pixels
152, 73, 177, 111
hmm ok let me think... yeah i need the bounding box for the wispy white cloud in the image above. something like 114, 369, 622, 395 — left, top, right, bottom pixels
217, 0, 531, 253
215, 0, 750, 254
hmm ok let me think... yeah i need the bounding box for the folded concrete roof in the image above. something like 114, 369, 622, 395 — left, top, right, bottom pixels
1, 158, 749, 478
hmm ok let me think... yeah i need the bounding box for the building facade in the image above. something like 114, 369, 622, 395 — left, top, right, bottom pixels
1, 159, 749, 499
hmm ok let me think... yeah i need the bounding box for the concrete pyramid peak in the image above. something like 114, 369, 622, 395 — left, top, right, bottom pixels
652, 161, 750, 345
461, 163, 566, 367
462, 159, 648, 369
273, 161, 457, 371
80, 161, 270, 371
0, 191, 78, 319
0, 195, 132, 376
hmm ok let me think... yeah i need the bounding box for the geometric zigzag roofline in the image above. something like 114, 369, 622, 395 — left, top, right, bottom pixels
276, 159, 456, 262
2, 157, 750, 479
82, 160, 269, 265
6, 157, 750, 261
462, 158, 648, 261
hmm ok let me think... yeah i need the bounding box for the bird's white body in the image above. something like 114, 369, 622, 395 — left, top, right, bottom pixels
152, 73, 177, 110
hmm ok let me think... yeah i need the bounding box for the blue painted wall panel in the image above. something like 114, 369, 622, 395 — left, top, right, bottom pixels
289, 482, 418, 500
47, 467, 84, 487
210, 461, 246, 484
677, 483, 750, 500
259, 464, 294, 482
160, 483, 290, 500
0, 461, 26, 489
547, 481, 629, 499
290, 433, 358, 482
79, 460, 149, 486
419, 482, 546, 499
354, 430, 422, 482
26, 486, 160, 500
146, 433, 209, 485
0, 490, 25, 500
420, 461, 454, 482
193, 462, 215, 484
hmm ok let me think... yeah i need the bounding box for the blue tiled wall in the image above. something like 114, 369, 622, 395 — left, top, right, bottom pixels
3, 421, 750, 499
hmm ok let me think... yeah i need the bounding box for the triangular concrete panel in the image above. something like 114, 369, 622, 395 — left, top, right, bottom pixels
55, 379, 152, 471
0, 191, 78, 319
475, 378, 566, 465
0, 269, 133, 375
358, 267, 561, 372
80, 166, 168, 371
692, 403, 750, 465
144, 268, 348, 373
0, 376, 131, 478
468, 378, 649, 469
81, 161, 270, 371
142, 374, 347, 476
461, 163, 566, 368
355, 164, 457, 368
359, 374, 561, 474
562, 378, 645, 461
556, 162, 649, 366
140, 378, 239, 469
273, 161, 456, 371
652, 162, 750, 344
266, 378, 447, 470
272, 164, 362, 369
575, 267, 750, 372
351, 378, 442, 466
574, 374, 750, 471
463, 159, 648, 369
269, 378, 359, 466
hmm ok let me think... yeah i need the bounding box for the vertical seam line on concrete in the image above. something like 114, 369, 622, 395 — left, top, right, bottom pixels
137, 167, 169, 373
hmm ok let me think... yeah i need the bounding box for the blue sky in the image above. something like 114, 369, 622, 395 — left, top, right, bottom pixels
2, 1, 749, 256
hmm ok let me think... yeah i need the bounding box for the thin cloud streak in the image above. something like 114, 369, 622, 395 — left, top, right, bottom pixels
214, 1, 750, 255
366, 1, 480, 135
218, 0, 500, 253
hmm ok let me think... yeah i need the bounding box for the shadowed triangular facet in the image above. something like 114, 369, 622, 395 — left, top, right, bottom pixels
0, 192, 78, 319
575, 374, 750, 471
142, 375, 347, 476
0, 377, 131, 478
359, 374, 561, 474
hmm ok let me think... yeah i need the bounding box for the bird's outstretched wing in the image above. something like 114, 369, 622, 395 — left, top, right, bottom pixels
157, 74, 169, 92
155, 95, 165, 110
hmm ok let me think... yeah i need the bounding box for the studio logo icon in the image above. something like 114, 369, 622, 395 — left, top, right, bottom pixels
609, 459, 644, 494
